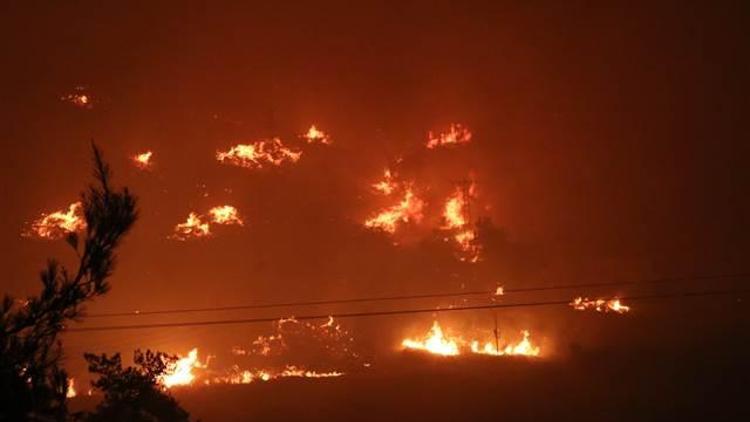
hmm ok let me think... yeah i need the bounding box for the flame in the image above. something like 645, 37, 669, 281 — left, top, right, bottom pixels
302, 125, 331, 145
402, 321, 541, 357
132, 151, 153, 170
61, 87, 92, 109
364, 188, 425, 233
401, 321, 460, 356
217, 138, 302, 169
25, 202, 86, 240
495, 286, 505, 296
570, 297, 631, 314
443, 188, 469, 229
208, 365, 344, 385
441, 184, 481, 262
208, 205, 243, 226
470, 331, 541, 357
66, 378, 77, 398
172, 212, 211, 240
160, 348, 206, 388
372, 169, 398, 195
426, 124, 472, 149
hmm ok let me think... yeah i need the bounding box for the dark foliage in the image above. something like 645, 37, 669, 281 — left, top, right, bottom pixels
0, 145, 137, 421
76, 350, 190, 422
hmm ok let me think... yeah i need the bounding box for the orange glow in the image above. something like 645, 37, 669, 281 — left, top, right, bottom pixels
172, 212, 211, 240
66, 378, 77, 398
160, 348, 206, 388
208, 366, 344, 386
61, 87, 92, 109
208, 205, 244, 226
302, 125, 331, 145
401, 321, 460, 356
372, 169, 397, 195
402, 321, 541, 357
217, 138, 302, 170
426, 124, 472, 149
470, 331, 541, 357
364, 188, 425, 233
132, 151, 153, 170
443, 189, 468, 229
570, 297, 631, 314
25, 202, 86, 240
441, 184, 481, 262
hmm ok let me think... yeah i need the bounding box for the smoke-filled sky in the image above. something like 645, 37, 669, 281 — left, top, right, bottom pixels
2, 1, 748, 379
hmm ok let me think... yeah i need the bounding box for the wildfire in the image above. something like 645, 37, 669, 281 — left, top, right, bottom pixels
210, 366, 344, 385
61, 87, 93, 109
216, 138, 302, 169
570, 296, 630, 314
172, 212, 211, 240
172, 205, 244, 240
208, 205, 244, 226
25, 202, 86, 240
402, 321, 541, 357
443, 190, 468, 229
132, 151, 154, 170
441, 184, 481, 262
364, 188, 425, 233
401, 321, 460, 356
426, 124, 472, 149
66, 378, 77, 398
470, 331, 541, 357
302, 125, 331, 145
372, 169, 397, 195
159, 348, 206, 388
570, 297, 631, 314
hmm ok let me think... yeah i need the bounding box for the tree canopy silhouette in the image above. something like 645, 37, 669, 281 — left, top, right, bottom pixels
76, 350, 190, 422
0, 145, 137, 421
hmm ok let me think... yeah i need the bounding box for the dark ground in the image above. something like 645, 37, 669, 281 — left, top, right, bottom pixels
70, 319, 749, 421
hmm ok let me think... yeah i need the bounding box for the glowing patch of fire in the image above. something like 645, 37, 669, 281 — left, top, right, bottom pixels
426, 124, 472, 149
402, 321, 541, 357
372, 169, 397, 195
441, 185, 481, 262
364, 188, 425, 233
570, 297, 630, 314
25, 202, 86, 240
302, 125, 331, 145
172, 213, 211, 240
208, 205, 243, 226
132, 151, 153, 170
61, 87, 93, 109
66, 378, 77, 398
159, 348, 206, 388
401, 321, 460, 356
217, 138, 302, 169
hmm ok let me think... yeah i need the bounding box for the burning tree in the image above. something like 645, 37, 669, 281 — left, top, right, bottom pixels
78, 350, 190, 422
0, 145, 137, 420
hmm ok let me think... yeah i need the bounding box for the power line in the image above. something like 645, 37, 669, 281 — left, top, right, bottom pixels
66, 287, 748, 333
86, 273, 749, 319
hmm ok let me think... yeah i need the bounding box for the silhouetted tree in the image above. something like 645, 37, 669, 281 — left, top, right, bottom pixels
77, 350, 190, 422
0, 145, 137, 421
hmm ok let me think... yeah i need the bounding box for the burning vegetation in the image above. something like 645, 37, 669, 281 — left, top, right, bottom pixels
217, 138, 302, 170
441, 183, 481, 262
570, 297, 631, 314
364, 187, 425, 234
426, 124, 472, 149
171, 205, 244, 240
157, 317, 356, 389
401, 321, 541, 357
24, 201, 86, 240
132, 151, 154, 170
302, 125, 331, 145
60, 86, 93, 109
